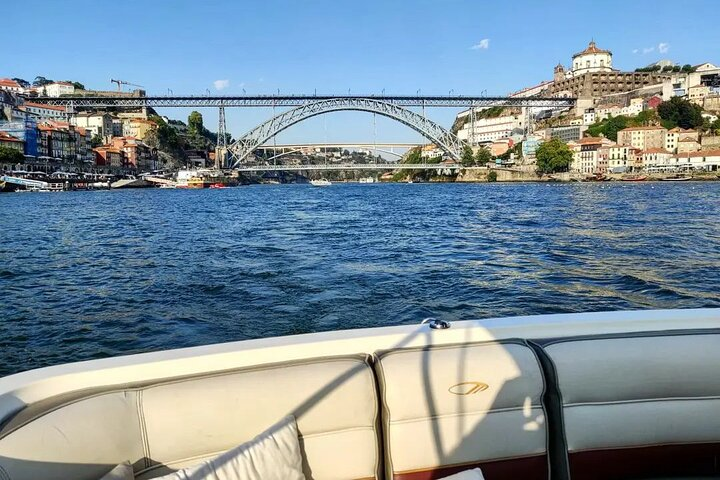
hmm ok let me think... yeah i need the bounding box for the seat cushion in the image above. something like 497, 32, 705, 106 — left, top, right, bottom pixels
376, 340, 548, 480
540, 331, 720, 480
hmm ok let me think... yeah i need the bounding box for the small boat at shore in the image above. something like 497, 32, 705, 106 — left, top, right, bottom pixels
621, 175, 648, 182
660, 175, 692, 181
310, 179, 332, 186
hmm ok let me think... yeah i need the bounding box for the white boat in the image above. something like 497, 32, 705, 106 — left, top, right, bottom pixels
310, 179, 332, 186
1, 308, 719, 480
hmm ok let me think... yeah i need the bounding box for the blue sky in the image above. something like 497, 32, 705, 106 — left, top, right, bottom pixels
3, 0, 718, 144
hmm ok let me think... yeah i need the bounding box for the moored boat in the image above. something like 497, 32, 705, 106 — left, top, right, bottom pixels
2, 308, 720, 480
660, 175, 692, 181
310, 179, 332, 186
620, 174, 648, 182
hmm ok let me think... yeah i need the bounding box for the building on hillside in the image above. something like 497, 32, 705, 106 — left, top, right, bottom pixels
112, 118, 123, 137
420, 144, 442, 159
595, 104, 623, 121
570, 41, 613, 76
73, 112, 114, 139
522, 135, 542, 162
677, 138, 701, 154
490, 138, 513, 157
704, 95, 720, 112
701, 136, 720, 150
547, 125, 585, 143
641, 148, 673, 171
597, 144, 610, 174
93, 146, 124, 171
43, 82, 75, 97
0, 131, 24, 151
20, 102, 68, 120
688, 85, 710, 105
455, 113, 524, 145
110, 137, 154, 171
122, 118, 156, 140
620, 98, 645, 117
0, 79, 24, 94
571, 136, 613, 174
617, 126, 667, 150
646, 95, 663, 109
583, 109, 596, 125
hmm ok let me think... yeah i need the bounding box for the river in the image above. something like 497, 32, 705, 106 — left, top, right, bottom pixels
2, 182, 720, 376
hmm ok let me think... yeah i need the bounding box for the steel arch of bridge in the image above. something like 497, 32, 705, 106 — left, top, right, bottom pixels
228, 98, 465, 167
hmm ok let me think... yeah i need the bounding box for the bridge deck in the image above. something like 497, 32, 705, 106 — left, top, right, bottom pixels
235, 163, 476, 172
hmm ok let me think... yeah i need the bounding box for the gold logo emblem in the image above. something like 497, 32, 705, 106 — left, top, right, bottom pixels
448, 382, 489, 395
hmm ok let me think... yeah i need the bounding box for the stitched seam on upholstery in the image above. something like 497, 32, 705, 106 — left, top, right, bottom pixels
300, 425, 377, 438
537, 328, 720, 348
375, 337, 530, 360
0, 464, 10, 480
569, 440, 720, 454
388, 405, 545, 425
0, 354, 369, 441
524, 339, 552, 480
565, 395, 720, 407
136, 390, 151, 469
394, 452, 548, 474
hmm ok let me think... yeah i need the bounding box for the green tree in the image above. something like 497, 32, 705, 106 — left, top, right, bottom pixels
474, 146, 492, 166
90, 134, 104, 148
0, 146, 25, 164
657, 97, 704, 129
461, 145, 475, 167
71, 81, 85, 91
710, 118, 720, 135
586, 115, 629, 141
188, 111, 204, 135
487, 170, 498, 182
630, 109, 660, 127
32, 76, 53, 87
681, 64, 694, 73
535, 138, 573, 174
11, 78, 30, 88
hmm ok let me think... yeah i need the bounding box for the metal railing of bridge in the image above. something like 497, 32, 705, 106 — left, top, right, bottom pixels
27, 94, 576, 109
235, 163, 467, 172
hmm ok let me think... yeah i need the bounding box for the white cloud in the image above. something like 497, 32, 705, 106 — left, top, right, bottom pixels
632, 49, 639, 54
213, 79, 230, 91
642, 47, 655, 54
470, 39, 490, 50
658, 42, 670, 54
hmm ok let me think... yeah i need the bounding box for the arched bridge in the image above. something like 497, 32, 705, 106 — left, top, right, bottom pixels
228, 98, 464, 167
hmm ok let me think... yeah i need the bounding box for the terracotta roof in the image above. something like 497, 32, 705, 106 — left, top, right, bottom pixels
642, 148, 670, 154
573, 41, 611, 58
23, 102, 67, 112
0, 78, 22, 88
0, 131, 23, 143
679, 138, 699, 142
578, 136, 604, 145
619, 126, 666, 132
674, 149, 720, 158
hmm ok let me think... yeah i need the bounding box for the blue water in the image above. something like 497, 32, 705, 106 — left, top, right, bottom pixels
2, 182, 720, 376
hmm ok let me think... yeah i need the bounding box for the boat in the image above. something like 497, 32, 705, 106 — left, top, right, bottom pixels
1, 308, 719, 480
158, 183, 177, 189
310, 179, 332, 186
359, 177, 376, 183
176, 169, 237, 189
660, 175, 692, 181
209, 183, 228, 189
620, 174, 648, 182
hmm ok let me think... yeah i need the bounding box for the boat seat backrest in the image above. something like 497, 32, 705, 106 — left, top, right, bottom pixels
538, 330, 720, 480
0, 355, 380, 480
375, 340, 549, 480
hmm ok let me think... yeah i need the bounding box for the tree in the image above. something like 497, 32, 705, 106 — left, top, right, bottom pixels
188, 111, 204, 135
487, 170, 498, 182
710, 118, 720, 136
0, 146, 25, 165
11, 78, 30, 88
630, 109, 660, 127
32, 76, 53, 87
91, 134, 104, 148
474, 146, 492, 166
586, 115, 629, 141
71, 81, 85, 91
681, 64, 694, 73
535, 138, 573, 174
461, 145, 475, 167
657, 97, 704, 129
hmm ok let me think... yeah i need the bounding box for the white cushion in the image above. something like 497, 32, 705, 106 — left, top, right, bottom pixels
155, 415, 305, 480
100, 461, 134, 480
439, 468, 486, 479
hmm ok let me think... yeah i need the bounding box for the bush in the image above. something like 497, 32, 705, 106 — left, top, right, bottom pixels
487, 170, 498, 182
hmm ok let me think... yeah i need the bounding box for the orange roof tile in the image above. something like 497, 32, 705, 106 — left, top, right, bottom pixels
642, 148, 670, 154
573, 40, 611, 58
23, 102, 67, 112
0, 131, 23, 142
674, 149, 720, 158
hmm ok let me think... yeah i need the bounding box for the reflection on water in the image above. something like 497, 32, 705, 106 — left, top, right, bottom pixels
1, 182, 719, 375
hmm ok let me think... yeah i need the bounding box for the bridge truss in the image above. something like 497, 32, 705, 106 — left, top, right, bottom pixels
228, 98, 465, 166
29, 94, 576, 109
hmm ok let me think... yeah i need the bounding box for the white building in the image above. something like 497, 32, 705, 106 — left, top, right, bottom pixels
570, 41, 613, 77
0, 78, 24, 94
43, 82, 75, 97
20, 102, 68, 120
583, 109, 596, 125
455, 112, 524, 145
72, 112, 114, 138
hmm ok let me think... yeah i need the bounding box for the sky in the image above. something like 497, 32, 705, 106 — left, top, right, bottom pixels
3, 0, 719, 145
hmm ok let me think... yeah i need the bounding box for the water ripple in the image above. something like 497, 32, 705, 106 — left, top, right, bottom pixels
1, 182, 720, 376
